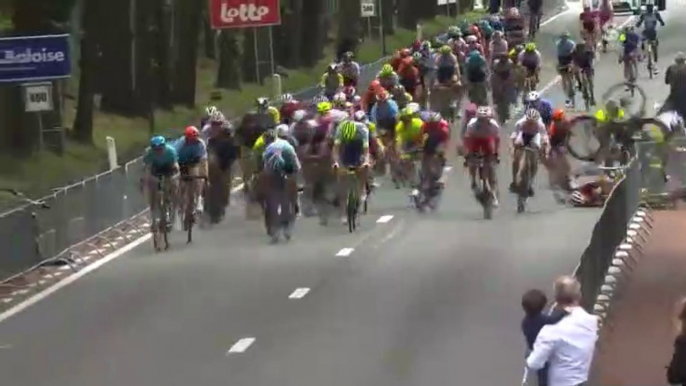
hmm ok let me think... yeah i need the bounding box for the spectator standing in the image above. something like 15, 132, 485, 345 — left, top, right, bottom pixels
526, 276, 598, 386
662, 53, 686, 119
667, 297, 686, 385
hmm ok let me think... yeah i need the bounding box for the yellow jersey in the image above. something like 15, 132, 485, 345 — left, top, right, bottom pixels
595, 108, 625, 123
395, 118, 424, 147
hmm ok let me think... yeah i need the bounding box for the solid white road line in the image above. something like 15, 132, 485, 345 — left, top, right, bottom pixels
335, 248, 355, 257
376, 215, 394, 223
0, 234, 151, 324
288, 288, 311, 299
227, 337, 256, 354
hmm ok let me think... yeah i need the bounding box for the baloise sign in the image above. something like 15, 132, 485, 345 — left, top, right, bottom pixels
0, 34, 71, 83
209, 0, 282, 29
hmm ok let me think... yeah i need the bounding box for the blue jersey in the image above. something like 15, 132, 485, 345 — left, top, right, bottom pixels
143, 144, 178, 171
556, 39, 576, 58
370, 100, 399, 123
527, 99, 554, 126
172, 137, 208, 165
263, 138, 300, 174
623, 31, 641, 55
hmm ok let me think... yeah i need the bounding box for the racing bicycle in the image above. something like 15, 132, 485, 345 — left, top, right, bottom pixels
179, 171, 207, 244
151, 175, 174, 252
516, 146, 538, 214
471, 152, 497, 219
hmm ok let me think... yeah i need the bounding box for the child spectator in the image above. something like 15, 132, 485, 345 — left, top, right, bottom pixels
521, 289, 567, 386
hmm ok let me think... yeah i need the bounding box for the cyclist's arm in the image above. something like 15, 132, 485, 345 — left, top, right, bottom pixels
635, 14, 644, 28
169, 146, 180, 173
657, 12, 665, 26
198, 140, 209, 177
395, 122, 404, 149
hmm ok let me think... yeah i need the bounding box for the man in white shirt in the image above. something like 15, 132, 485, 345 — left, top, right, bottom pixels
526, 276, 599, 386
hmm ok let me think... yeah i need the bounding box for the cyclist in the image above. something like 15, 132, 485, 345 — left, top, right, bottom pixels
579, 5, 600, 49
390, 84, 413, 109
489, 31, 509, 66
332, 118, 371, 223
338, 51, 361, 87
503, 7, 526, 48
518, 42, 542, 90
320, 64, 344, 100
262, 129, 301, 240
464, 49, 489, 105
255, 97, 281, 127
200, 105, 218, 129
201, 110, 227, 142
572, 41, 597, 105
509, 43, 525, 65
174, 126, 209, 214
205, 120, 239, 219
547, 109, 573, 200
377, 63, 400, 91
465, 35, 484, 56
556, 32, 577, 108
142, 136, 180, 225
636, 3, 665, 75
436, 45, 460, 86
332, 92, 349, 110
370, 91, 400, 139
391, 48, 412, 71
417, 41, 437, 91
397, 53, 420, 98
280, 94, 303, 125
395, 106, 425, 195
524, 91, 554, 129
594, 99, 627, 164
511, 108, 548, 196
618, 26, 641, 85
462, 105, 501, 206
421, 111, 451, 188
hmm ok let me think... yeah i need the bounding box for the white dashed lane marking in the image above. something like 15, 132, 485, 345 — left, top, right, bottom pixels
376, 215, 394, 223
227, 338, 256, 354
335, 248, 354, 257
288, 288, 311, 299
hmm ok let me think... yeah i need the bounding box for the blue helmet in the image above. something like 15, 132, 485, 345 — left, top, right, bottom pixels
150, 135, 166, 148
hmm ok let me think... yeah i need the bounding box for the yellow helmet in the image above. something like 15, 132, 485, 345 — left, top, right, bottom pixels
525, 42, 536, 52
381, 64, 393, 75
317, 101, 332, 114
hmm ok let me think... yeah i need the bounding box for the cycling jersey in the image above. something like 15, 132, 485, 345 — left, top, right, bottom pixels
465, 51, 488, 83
395, 117, 424, 150
556, 39, 576, 58
595, 108, 625, 122
489, 38, 509, 58
464, 118, 500, 156
144, 144, 178, 176
573, 49, 594, 70
378, 72, 400, 90
513, 116, 547, 148
335, 120, 370, 168
656, 110, 684, 137
621, 32, 641, 56
421, 120, 450, 155
329, 109, 350, 125
579, 10, 598, 32
526, 99, 554, 126
338, 62, 361, 85
263, 138, 300, 174
173, 137, 208, 165
320, 73, 344, 93
518, 51, 541, 71
636, 11, 664, 36
370, 100, 399, 123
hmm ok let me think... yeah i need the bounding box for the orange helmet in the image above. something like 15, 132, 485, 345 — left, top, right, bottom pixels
400, 48, 411, 58
552, 109, 566, 120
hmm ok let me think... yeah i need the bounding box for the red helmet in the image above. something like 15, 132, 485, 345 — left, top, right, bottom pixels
184, 126, 200, 140
400, 48, 411, 58
469, 25, 480, 36
412, 40, 421, 51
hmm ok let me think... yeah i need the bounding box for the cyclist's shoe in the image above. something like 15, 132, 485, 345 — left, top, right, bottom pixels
528, 187, 535, 197
196, 196, 204, 213
509, 181, 517, 193
492, 192, 500, 208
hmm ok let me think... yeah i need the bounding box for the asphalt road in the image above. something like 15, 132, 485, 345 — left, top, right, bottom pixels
0, 6, 675, 386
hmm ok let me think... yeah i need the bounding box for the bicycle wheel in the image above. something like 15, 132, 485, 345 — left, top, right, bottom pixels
517, 158, 529, 214
601, 81, 647, 117
346, 188, 358, 233
566, 115, 602, 161
639, 117, 672, 143
479, 164, 493, 220
647, 45, 654, 79
185, 186, 194, 244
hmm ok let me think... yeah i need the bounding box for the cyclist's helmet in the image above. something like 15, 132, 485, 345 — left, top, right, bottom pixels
210, 111, 225, 124
332, 92, 347, 105
527, 91, 541, 102
552, 109, 566, 121
204, 106, 218, 117
256, 97, 269, 109
646, 3, 654, 12
406, 102, 420, 115
583, 5, 591, 12
448, 26, 460, 38
399, 48, 412, 58
507, 7, 520, 17
560, 31, 571, 39
412, 51, 422, 62
327, 63, 338, 72
476, 106, 492, 118
428, 111, 442, 122
525, 42, 536, 52
605, 100, 620, 115
293, 110, 307, 123
353, 110, 367, 122
400, 107, 413, 119
343, 51, 354, 61
380, 64, 394, 76
317, 101, 332, 114
469, 25, 480, 36
312, 94, 328, 104
515, 44, 524, 52
184, 126, 200, 140
377, 91, 390, 102
340, 120, 357, 141
421, 40, 432, 50
440, 45, 452, 55
525, 108, 541, 121
150, 135, 166, 148
264, 128, 277, 143
275, 124, 289, 138
465, 35, 478, 44
282, 93, 294, 103
493, 30, 503, 39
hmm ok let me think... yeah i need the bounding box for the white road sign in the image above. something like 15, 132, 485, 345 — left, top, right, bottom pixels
23, 82, 53, 112
361, 0, 376, 17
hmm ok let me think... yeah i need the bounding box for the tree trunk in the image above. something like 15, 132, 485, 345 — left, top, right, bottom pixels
133, 0, 157, 118
216, 31, 242, 90
300, 0, 326, 67
381, 0, 395, 35
336, 0, 361, 61
172, 0, 202, 106
201, 3, 217, 59
241, 27, 271, 84
73, 0, 101, 144
154, 0, 174, 110
397, 0, 420, 30
283, 0, 302, 67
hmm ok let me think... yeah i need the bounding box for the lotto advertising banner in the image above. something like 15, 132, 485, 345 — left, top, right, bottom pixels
0, 34, 71, 83
209, 0, 282, 29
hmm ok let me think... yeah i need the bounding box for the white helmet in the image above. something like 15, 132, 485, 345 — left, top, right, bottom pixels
466, 35, 478, 43
275, 124, 290, 138
205, 106, 218, 117
292, 109, 307, 123
476, 106, 491, 118
570, 191, 586, 205
283, 93, 293, 102
333, 92, 347, 104
406, 102, 420, 115
353, 110, 367, 122
352, 95, 362, 104
525, 108, 540, 120
527, 91, 540, 102
428, 111, 442, 122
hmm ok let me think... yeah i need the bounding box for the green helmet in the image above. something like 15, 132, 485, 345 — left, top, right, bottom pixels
440, 45, 452, 54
